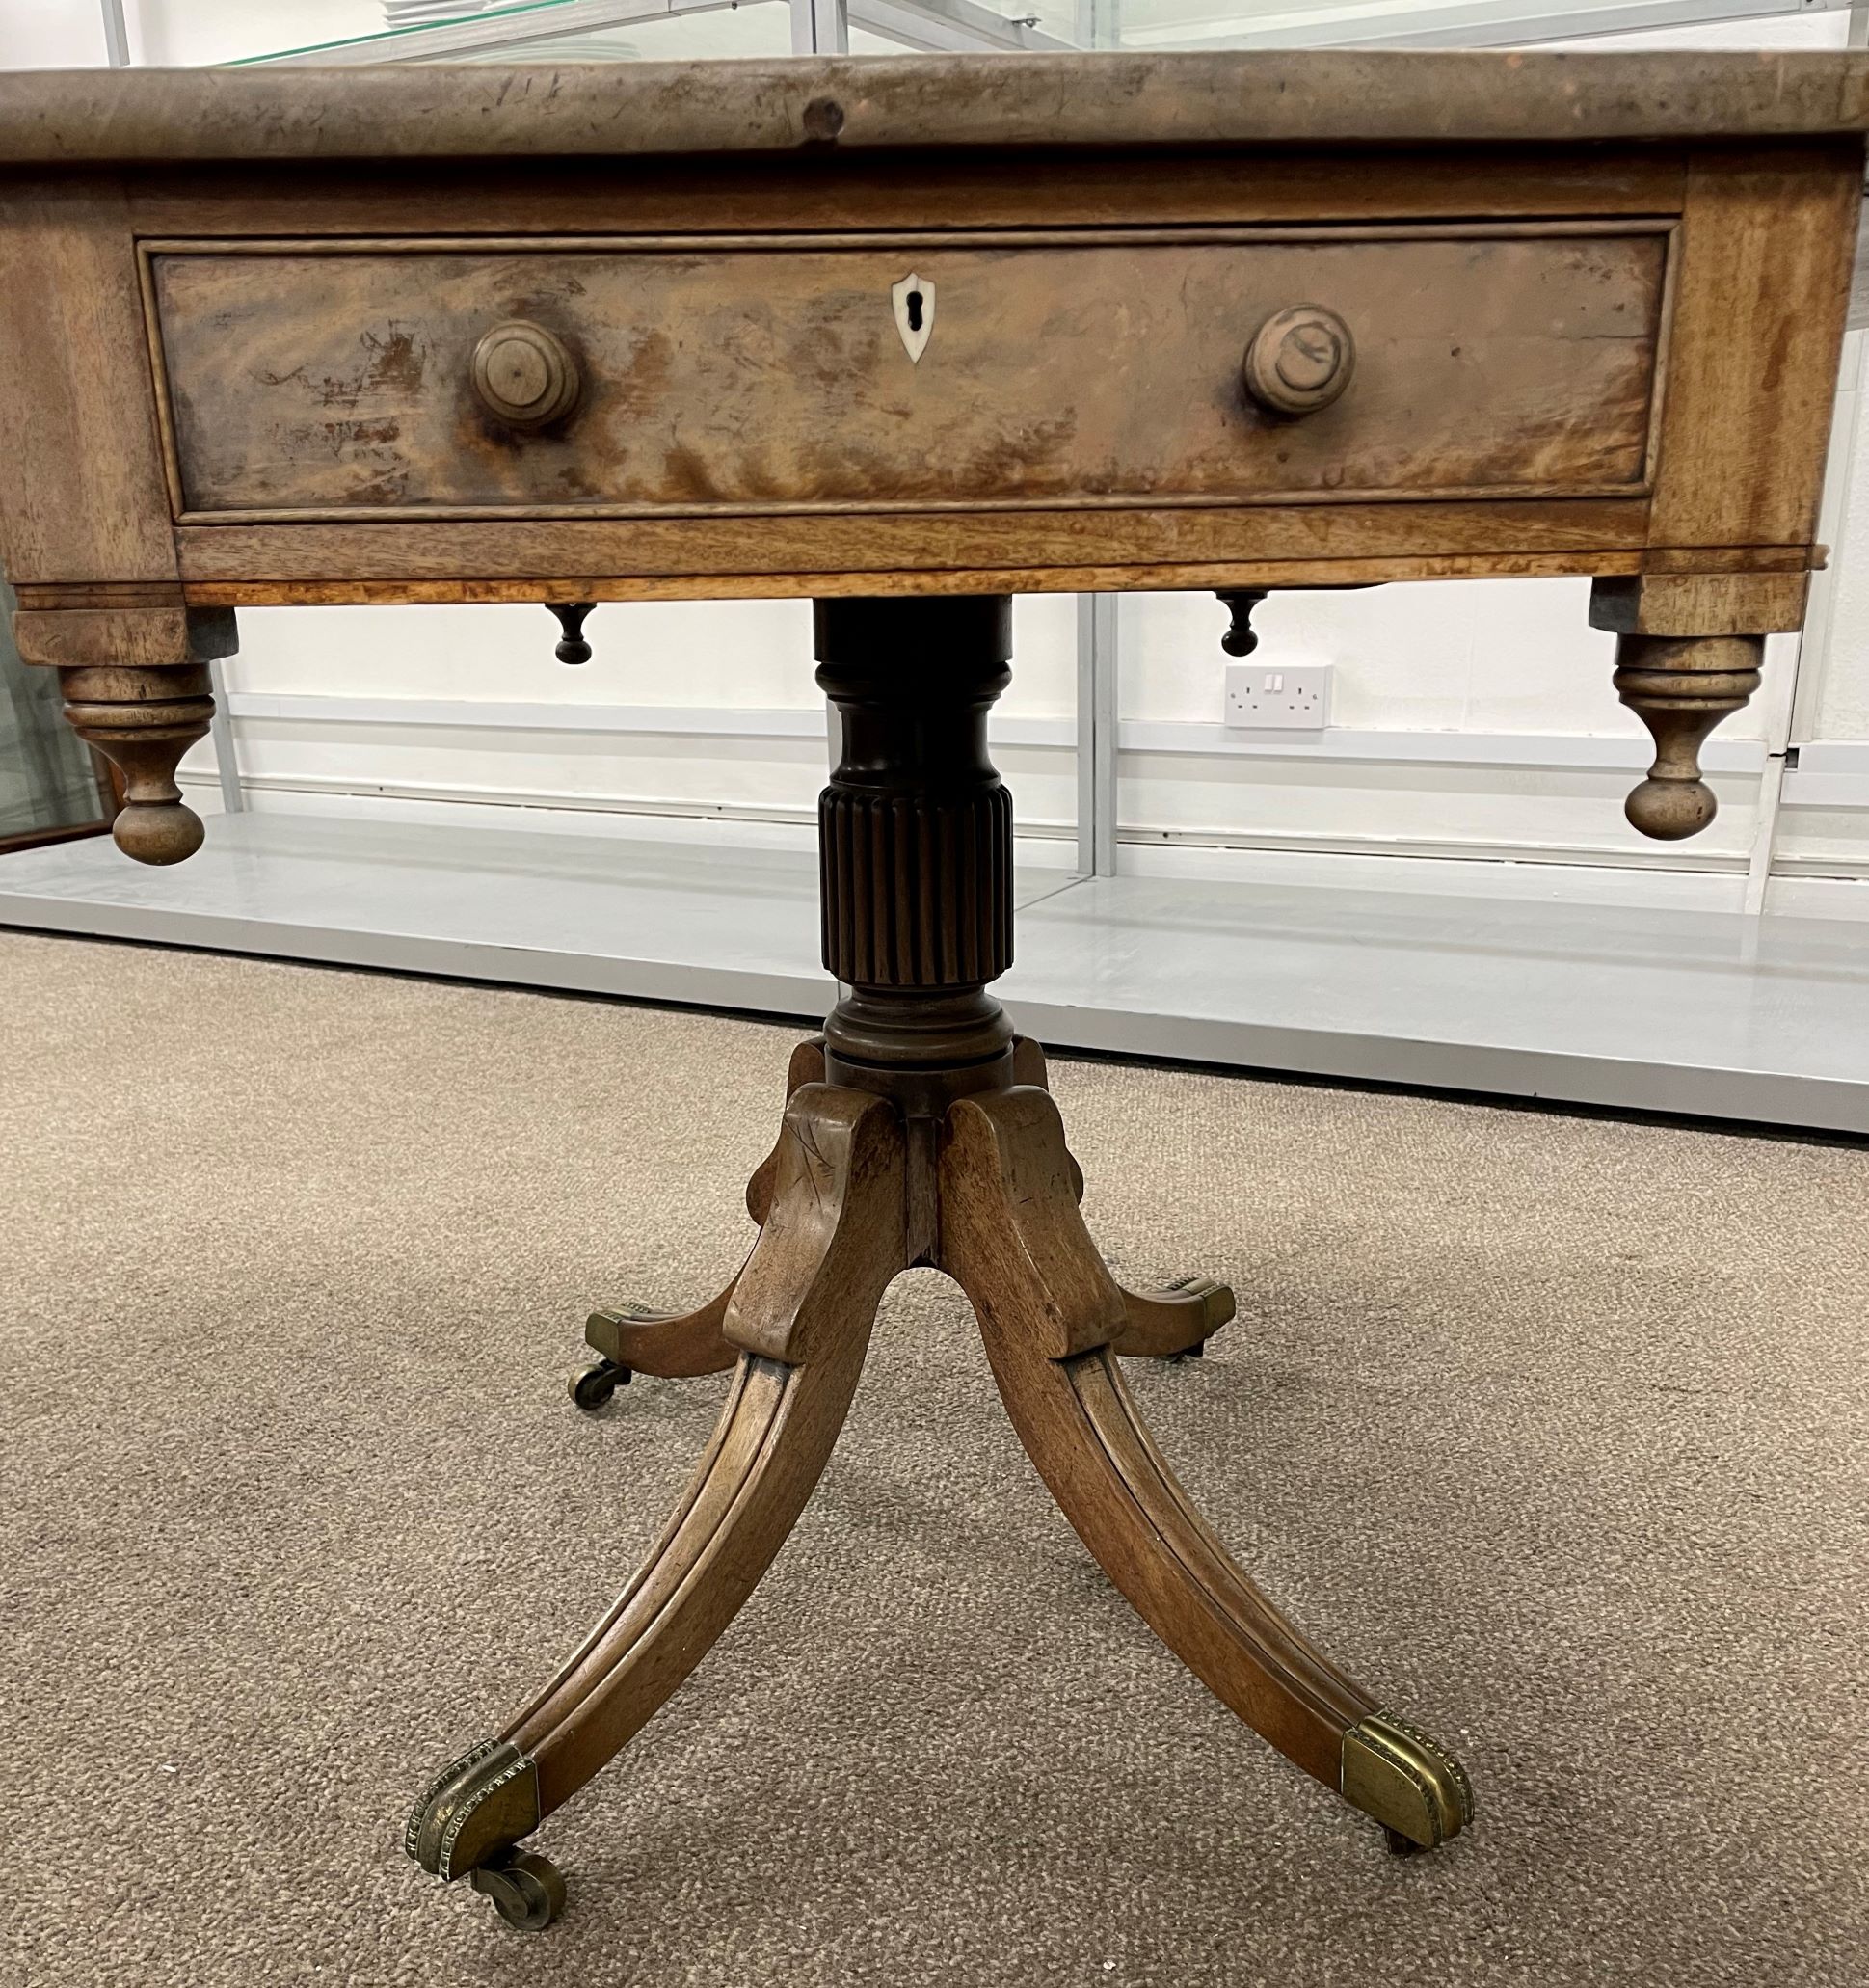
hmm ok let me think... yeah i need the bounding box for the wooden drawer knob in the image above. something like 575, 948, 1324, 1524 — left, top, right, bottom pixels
471, 319, 580, 429
1242, 305, 1355, 416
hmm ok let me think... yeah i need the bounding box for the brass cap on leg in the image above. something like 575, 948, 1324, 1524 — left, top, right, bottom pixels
1340, 1711, 1474, 1850
405, 1738, 543, 1880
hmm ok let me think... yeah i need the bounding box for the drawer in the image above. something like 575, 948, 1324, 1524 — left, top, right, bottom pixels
143, 228, 1670, 521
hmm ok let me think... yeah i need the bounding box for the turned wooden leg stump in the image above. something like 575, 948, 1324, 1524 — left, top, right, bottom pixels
405, 597, 1472, 1930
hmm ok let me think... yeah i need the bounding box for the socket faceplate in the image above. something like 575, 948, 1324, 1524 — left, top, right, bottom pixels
1225, 662, 1333, 729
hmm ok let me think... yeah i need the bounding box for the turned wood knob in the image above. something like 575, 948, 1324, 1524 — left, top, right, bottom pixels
471, 320, 580, 430
1242, 305, 1355, 416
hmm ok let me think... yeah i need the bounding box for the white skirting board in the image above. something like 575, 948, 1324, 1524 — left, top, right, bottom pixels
2, 811, 1865, 1136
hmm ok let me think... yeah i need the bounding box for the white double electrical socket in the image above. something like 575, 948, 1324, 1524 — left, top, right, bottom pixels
1224, 662, 1333, 730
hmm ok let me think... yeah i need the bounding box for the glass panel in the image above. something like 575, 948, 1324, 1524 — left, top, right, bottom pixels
445, 9, 800, 63
1113, 0, 1834, 50
0, 577, 110, 846
212, 0, 1850, 68
228, 0, 801, 66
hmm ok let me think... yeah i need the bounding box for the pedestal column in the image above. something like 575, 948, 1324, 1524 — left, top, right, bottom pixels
813, 594, 1018, 1262
814, 594, 1017, 1079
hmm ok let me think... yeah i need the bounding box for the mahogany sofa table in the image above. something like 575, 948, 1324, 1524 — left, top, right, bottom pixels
3, 50, 1863, 1932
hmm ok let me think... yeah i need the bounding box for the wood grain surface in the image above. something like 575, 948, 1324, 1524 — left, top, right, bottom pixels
166, 496, 1657, 601
123, 148, 1689, 244
1648, 146, 1861, 552
0, 178, 179, 585
3, 53, 1869, 161
2, 63, 1860, 866
147, 229, 1668, 519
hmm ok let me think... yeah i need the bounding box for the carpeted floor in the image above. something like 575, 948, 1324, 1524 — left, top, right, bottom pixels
4, 930, 1867, 1988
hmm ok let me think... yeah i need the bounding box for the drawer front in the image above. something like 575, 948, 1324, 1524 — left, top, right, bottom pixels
145, 229, 1669, 520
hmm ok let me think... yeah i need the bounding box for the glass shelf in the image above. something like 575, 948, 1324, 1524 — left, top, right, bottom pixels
215, 0, 1852, 75
0, 578, 115, 856
232, 3, 802, 67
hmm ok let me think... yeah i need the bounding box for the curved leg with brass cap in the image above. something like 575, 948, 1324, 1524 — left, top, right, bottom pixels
572, 1037, 833, 1408
939, 1087, 1471, 1853
1113, 1275, 1237, 1360
1008, 1036, 1237, 1361
570, 1278, 742, 1407
410, 1086, 909, 1926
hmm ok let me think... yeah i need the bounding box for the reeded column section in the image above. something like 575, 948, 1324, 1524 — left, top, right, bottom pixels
814, 595, 1015, 1070
820, 778, 1013, 988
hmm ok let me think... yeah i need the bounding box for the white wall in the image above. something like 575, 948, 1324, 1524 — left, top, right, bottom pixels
0, 1, 381, 65
213, 593, 1083, 846
1116, 581, 1775, 873
132, 2, 383, 65
2, 0, 107, 63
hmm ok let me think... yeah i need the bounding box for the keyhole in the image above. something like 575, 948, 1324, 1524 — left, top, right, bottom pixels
905, 290, 924, 332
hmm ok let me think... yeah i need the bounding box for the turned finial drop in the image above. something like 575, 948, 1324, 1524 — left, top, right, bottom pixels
547, 602, 595, 665
111, 797, 206, 865
1612, 633, 1763, 842
1215, 589, 1270, 658
57, 664, 217, 868
16, 606, 236, 866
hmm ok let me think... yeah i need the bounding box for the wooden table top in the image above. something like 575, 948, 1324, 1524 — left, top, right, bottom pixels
3, 51, 1869, 164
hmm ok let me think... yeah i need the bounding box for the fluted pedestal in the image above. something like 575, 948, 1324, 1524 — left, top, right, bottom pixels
814, 595, 1018, 1078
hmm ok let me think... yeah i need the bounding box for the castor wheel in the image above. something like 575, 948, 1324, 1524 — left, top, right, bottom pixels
1169, 1340, 1206, 1363
569, 1357, 632, 1410
1384, 1826, 1424, 1857
469, 1848, 567, 1930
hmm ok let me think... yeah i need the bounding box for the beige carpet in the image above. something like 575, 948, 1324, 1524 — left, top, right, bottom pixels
4, 929, 1867, 1988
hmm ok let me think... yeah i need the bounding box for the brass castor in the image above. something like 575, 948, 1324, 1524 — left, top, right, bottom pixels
469, 1848, 566, 1930
570, 1357, 631, 1410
